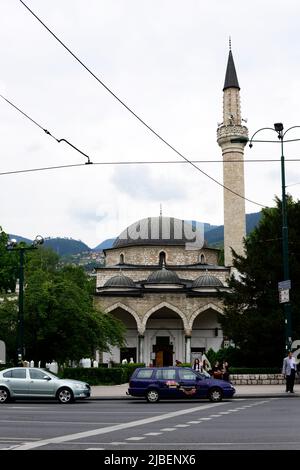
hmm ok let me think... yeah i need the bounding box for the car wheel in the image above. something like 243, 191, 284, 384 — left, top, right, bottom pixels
208, 387, 223, 402
57, 387, 74, 404
0, 387, 10, 404
146, 389, 160, 403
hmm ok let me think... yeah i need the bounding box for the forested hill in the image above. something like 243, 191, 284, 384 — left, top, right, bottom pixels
43, 238, 91, 256
8, 212, 261, 255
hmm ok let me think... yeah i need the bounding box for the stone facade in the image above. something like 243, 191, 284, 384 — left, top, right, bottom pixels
95, 231, 229, 366
105, 245, 219, 267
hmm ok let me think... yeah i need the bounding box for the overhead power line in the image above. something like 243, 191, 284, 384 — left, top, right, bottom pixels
2, 158, 300, 177
19, 0, 266, 208
0, 94, 92, 164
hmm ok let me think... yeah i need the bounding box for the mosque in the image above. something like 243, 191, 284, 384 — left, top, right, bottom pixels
94, 47, 248, 366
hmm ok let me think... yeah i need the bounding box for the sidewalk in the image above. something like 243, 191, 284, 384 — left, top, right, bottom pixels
90, 383, 300, 400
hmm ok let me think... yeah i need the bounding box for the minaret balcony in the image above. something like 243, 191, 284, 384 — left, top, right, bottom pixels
217, 124, 248, 147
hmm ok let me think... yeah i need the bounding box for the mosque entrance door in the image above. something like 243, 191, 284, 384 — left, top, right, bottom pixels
154, 336, 173, 367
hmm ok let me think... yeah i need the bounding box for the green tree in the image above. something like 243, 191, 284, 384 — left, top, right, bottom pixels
220, 197, 300, 367
23, 260, 126, 364
0, 296, 18, 362
0, 228, 18, 293
0, 242, 125, 364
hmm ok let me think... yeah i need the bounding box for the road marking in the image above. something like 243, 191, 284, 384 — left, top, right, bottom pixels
86, 448, 105, 450
200, 417, 211, 420
13, 402, 226, 450
0, 437, 39, 441
126, 437, 145, 441
144, 432, 162, 436
209, 414, 222, 417
160, 428, 176, 431
175, 424, 190, 428
188, 420, 201, 424
0, 420, 119, 425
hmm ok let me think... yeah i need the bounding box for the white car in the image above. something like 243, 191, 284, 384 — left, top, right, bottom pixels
0, 367, 90, 404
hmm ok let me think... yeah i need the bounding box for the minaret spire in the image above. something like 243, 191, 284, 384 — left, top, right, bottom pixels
217, 45, 248, 267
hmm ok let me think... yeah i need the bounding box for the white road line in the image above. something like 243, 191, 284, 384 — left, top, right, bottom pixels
9, 409, 163, 414
126, 437, 145, 441
13, 402, 226, 450
144, 432, 162, 436
86, 448, 105, 450
0, 420, 119, 425
160, 428, 176, 432
175, 424, 190, 428
0, 437, 39, 441
209, 414, 222, 417
200, 417, 211, 420
187, 421, 201, 424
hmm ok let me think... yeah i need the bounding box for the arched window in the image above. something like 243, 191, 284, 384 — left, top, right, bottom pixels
159, 251, 166, 266
119, 253, 125, 265
199, 253, 206, 264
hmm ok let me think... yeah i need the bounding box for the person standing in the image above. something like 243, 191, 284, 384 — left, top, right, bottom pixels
192, 358, 202, 372
222, 361, 230, 381
282, 351, 297, 393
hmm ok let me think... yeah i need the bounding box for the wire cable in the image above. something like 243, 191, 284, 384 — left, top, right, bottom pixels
2, 158, 300, 177
0, 94, 92, 164
19, 0, 265, 208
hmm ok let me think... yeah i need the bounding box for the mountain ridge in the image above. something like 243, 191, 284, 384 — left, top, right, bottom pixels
8, 212, 261, 256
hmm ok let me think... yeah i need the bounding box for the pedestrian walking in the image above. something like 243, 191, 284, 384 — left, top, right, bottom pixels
282, 351, 297, 393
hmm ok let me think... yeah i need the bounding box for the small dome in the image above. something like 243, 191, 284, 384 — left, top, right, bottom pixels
104, 274, 136, 288
147, 267, 181, 284
192, 274, 223, 288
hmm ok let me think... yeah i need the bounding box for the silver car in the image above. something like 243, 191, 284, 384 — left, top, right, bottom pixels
0, 367, 90, 404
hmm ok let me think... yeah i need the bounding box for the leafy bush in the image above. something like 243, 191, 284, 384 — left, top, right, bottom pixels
61, 363, 146, 385
61, 367, 124, 385
112, 363, 145, 382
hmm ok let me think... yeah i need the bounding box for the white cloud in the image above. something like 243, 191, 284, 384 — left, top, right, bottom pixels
1, 0, 300, 246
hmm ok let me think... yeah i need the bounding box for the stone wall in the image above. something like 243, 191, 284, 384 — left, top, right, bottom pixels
105, 245, 219, 267
230, 374, 287, 385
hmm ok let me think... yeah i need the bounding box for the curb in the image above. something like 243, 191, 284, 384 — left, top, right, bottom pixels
89, 393, 300, 401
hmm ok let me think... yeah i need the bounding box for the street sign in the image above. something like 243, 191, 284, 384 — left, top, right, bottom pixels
279, 289, 290, 303
278, 280, 291, 290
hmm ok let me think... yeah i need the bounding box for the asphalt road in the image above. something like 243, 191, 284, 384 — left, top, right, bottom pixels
0, 397, 299, 450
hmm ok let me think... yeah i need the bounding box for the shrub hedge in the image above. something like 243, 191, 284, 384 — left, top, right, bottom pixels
61, 363, 145, 385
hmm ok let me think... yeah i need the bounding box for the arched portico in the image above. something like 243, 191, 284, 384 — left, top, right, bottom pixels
104, 303, 142, 363
142, 302, 188, 366
189, 303, 224, 358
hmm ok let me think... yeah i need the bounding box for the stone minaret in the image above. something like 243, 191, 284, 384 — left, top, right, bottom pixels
217, 45, 248, 267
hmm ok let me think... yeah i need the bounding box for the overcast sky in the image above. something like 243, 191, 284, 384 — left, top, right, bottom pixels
1, 0, 300, 248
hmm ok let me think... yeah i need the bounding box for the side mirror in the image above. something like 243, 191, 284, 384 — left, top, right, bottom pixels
43, 376, 51, 381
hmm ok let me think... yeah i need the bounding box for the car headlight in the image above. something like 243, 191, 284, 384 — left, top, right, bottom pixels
75, 384, 85, 389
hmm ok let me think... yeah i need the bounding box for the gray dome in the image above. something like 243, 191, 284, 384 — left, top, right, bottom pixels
147, 267, 181, 284
113, 216, 205, 249
104, 274, 136, 288
192, 274, 223, 288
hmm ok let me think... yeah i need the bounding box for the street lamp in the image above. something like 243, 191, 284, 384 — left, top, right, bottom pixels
232, 124, 300, 353
6, 235, 44, 365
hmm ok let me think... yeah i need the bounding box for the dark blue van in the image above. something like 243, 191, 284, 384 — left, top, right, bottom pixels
128, 367, 235, 403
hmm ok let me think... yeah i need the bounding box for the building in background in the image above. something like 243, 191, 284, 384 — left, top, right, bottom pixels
95, 47, 248, 365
